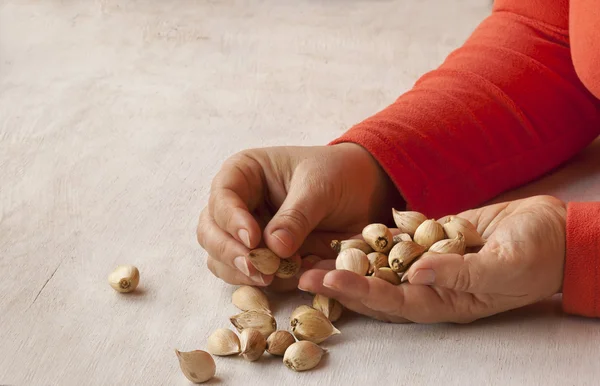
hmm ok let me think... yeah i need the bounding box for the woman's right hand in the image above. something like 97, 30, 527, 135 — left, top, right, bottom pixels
196, 143, 401, 287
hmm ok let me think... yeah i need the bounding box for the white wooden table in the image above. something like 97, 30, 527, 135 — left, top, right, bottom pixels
2, 1, 599, 385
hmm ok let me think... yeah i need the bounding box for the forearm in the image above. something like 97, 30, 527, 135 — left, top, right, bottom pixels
331, 8, 600, 218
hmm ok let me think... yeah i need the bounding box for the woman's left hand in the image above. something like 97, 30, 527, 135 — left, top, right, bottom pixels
298, 195, 567, 323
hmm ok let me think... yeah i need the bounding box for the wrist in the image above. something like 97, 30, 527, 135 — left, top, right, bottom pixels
331, 142, 405, 224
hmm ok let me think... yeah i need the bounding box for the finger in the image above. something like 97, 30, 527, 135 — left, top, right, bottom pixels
404, 251, 505, 294
209, 189, 262, 248
207, 257, 272, 286
197, 208, 271, 285
300, 269, 484, 323
323, 270, 412, 316
298, 269, 410, 323
263, 169, 330, 258
209, 154, 264, 248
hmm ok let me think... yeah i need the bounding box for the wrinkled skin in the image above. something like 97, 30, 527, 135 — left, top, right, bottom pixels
299, 196, 567, 323
196, 143, 400, 287
197, 143, 567, 323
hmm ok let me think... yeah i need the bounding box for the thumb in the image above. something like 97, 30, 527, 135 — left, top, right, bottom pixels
402, 251, 501, 293
264, 174, 329, 258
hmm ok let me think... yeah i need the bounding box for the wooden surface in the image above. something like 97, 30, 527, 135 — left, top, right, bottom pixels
1, 1, 600, 385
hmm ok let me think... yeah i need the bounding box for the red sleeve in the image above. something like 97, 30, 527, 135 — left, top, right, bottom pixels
570, 0, 600, 99
562, 202, 600, 318
329, 2, 600, 218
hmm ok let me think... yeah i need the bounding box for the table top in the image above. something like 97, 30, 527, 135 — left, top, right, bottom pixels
2, 1, 599, 385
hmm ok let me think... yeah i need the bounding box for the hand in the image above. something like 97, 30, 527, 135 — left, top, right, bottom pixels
299, 195, 567, 323
196, 143, 401, 287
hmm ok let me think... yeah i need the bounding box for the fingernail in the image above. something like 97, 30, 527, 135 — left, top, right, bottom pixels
411, 269, 436, 285
400, 272, 409, 283
250, 273, 266, 285
234, 256, 250, 276
271, 229, 294, 249
238, 229, 251, 248
297, 283, 308, 291
322, 272, 339, 289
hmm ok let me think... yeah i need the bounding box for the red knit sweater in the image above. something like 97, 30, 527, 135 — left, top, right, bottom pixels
331, 0, 600, 318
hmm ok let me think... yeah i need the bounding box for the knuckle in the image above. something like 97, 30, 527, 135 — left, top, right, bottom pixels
196, 213, 208, 247
208, 256, 249, 286
223, 150, 263, 180
465, 295, 492, 319
453, 266, 472, 292
217, 205, 236, 230
227, 149, 255, 164
196, 224, 204, 247
453, 258, 474, 292
209, 194, 237, 230
449, 295, 483, 324
536, 194, 560, 204
210, 150, 256, 191
215, 239, 228, 260
207, 258, 230, 283
277, 207, 310, 233
207, 193, 218, 213
207, 258, 217, 275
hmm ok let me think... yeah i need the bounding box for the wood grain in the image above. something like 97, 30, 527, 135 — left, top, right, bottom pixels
2, 1, 600, 385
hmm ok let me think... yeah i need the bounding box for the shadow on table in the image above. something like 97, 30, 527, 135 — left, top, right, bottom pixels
466, 296, 565, 326
200, 376, 224, 385
329, 295, 581, 330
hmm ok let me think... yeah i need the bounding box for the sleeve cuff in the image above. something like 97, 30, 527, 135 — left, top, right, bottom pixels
329, 124, 484, 218
329, 127, 431, 214
562, 202, 600, 318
